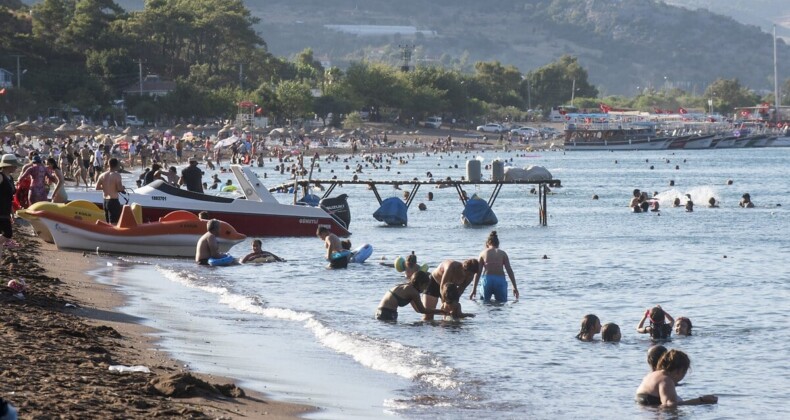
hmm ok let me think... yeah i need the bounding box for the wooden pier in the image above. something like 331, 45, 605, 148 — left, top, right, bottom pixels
269, 178, 562, 226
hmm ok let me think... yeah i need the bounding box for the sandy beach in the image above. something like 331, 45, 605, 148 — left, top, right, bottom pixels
1, 223, 314, 419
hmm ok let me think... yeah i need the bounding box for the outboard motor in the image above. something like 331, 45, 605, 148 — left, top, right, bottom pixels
320, 194, 351, 229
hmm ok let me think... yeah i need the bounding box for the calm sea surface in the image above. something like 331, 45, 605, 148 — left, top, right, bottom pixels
91, 146, 789, 419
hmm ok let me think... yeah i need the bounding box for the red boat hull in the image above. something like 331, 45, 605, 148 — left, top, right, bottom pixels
137, 207, 350, 237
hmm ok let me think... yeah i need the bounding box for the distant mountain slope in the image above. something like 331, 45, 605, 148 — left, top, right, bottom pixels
667, 0, 790, 39
253, 0, 790, 95
20, 0, 790, 96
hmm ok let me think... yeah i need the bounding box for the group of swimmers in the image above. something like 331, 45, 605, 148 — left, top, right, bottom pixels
630, 188, 756, 213
576, 305, 693, 342
575, 307, 716, 407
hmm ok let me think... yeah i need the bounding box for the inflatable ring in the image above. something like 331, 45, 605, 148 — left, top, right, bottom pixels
208, 254, 235, 266
394, 256, 406, 272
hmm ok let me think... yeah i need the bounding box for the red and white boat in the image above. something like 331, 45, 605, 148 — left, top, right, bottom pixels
66, 166, 351, 237
28, 206, 246, 257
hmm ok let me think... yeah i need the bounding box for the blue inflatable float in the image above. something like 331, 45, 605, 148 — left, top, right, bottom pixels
462, 196, 498, 225
350, 244, 373, 263
373, 197, 408, 226
208, 254, 236, 266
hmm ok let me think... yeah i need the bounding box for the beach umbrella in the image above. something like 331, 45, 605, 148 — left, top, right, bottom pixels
54, 123, 79, 135
15, 121, 41, 133
113, 134, 133, 144
186, 123, 196, 129
215, 135, 240, 148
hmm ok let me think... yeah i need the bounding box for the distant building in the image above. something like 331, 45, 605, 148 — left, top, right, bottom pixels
324, 25, 437, 37
123, 75, 176, 97
0, 68, 13, 88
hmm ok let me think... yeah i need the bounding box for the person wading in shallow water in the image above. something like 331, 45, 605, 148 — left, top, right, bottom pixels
95, 158, 126, 224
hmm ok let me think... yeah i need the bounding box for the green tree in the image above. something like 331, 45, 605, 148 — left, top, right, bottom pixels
703, 78, 759, 114
343, 61, 407, 120
527, 55, 599, 114
473, 61, 523, 107
276, 80, 312, 124
31, 0, 76, 46
64, 0, 124, 51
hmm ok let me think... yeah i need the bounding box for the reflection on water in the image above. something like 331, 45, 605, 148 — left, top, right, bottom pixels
112, 148, 789, 418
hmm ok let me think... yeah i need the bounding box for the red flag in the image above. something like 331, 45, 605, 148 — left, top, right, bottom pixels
0, 88, 6, 95
678, 107, 687, 115
255, 107, 263, 115
599, 103, 611, 113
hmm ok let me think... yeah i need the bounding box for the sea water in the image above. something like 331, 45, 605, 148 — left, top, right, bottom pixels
93, 147, 790, 419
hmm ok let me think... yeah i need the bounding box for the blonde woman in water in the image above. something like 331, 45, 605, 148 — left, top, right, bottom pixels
469, 230, 519, 302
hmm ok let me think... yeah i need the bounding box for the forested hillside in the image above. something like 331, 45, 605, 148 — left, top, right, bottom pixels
252, 0, 790, 95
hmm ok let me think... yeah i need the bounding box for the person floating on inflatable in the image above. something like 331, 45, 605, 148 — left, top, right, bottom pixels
221, 179, 237, 192
317, 226, 348, 269
241, 239, 286, 263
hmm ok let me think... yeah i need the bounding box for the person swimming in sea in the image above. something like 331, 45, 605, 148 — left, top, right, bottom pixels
601, 323, 621, 342
241, 239, 285, 263
575, 314, 601, 341
740, 193, 755, 208
637, 305, 674, 340
646, 345, 668, 371
673, 317, 693, 336
635, 349, 718, 406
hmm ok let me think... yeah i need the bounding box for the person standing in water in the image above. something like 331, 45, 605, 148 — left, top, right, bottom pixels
95, 158, 126, 224
317, 226, 348, 269
470, 230, 519, 302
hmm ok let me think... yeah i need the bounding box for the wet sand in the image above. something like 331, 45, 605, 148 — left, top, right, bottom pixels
0, 224, 315, 419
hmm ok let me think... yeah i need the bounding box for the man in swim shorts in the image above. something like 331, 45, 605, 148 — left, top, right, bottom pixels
95, 158, 126, 224
421, 259, 478, 320
317, 226, 348, 269
241, 239, 285, 263
195, 219, 221, 265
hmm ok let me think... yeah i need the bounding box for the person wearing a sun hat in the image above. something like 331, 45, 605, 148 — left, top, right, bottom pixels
0, 154, 21, 256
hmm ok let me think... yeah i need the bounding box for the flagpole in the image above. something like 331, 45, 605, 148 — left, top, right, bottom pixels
774, 25, 780, 123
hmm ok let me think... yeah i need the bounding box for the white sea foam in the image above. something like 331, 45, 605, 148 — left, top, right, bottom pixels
154, 265, 459, 390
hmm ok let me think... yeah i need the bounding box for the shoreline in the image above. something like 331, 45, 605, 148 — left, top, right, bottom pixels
1, 223, 316, 419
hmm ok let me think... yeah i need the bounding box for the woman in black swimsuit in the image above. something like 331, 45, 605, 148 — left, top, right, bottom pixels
375, 271, 446, 321
635, 349, 718, 407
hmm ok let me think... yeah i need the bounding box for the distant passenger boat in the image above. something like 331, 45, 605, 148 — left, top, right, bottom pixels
563, 122, 671, 151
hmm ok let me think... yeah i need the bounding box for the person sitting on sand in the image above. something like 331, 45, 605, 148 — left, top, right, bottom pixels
195, 219, 222, 265
422, 258, 479, 320
740, 193, 754, 208
647, 345, 667, 371
601, 323, 621, 342
674, 317, 693, 336
375, 271, 446, 321
469, 230, 518, 302
576, 314, 601, 341
241, 239, 285, 263
637, 305, 674, 340
635, 349, 718, 406
317, 226, 348, 269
